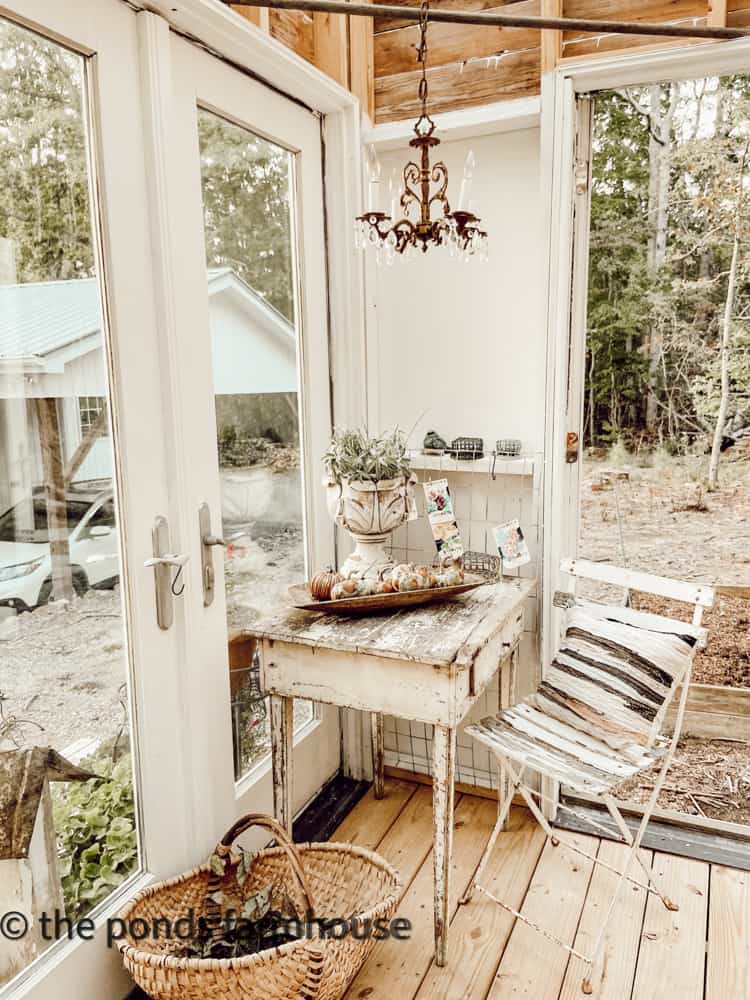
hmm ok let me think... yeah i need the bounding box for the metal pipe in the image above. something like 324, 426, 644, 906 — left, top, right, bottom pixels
226, 0, 749, 40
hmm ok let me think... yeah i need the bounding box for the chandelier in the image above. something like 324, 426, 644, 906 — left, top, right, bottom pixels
354, 0, 488, 262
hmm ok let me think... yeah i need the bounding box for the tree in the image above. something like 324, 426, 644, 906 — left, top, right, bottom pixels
707, 137, 750, 486
644, 83, 677, 432
0, 21, 94, 282
198, 110, 296, 322
586, 77, 750, 465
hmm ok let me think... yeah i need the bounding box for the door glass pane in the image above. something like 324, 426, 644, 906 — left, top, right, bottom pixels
198, 109, 313, 780
0, 17, 139, 981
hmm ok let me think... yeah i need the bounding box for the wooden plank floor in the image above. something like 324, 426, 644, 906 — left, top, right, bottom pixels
334, 779, 750, 1000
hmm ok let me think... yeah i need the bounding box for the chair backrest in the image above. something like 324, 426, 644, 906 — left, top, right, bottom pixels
560, 557, 714, 627
554, 559, 715, 747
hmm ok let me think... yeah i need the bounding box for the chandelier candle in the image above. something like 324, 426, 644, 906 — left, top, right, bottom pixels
354, 0, 488, 262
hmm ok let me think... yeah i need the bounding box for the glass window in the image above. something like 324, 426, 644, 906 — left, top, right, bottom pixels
85, 499, 116, 530
197, 109, 313, 779
0, 17, 139, 984
0, 496, 90, 543
78, 396, 106, 435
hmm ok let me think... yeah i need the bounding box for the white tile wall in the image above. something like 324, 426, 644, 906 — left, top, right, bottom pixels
384, 461, 541, 789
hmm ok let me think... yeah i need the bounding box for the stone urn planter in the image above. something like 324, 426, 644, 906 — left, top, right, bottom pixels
325, 474, 417, 578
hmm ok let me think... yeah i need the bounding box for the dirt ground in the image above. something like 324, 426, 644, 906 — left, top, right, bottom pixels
581, 450, 750, 825
0, 587, 128, 753
580, 449, 750, 588
632, 592, 750, 687
617, 737, 750, 826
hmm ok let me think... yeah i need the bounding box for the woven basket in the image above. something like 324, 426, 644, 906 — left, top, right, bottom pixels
117, 814, 401, 1000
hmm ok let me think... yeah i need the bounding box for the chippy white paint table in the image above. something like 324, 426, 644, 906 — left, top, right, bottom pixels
247, 578, 533, 966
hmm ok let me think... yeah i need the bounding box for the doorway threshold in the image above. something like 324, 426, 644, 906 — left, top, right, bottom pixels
556, 795, 750, 870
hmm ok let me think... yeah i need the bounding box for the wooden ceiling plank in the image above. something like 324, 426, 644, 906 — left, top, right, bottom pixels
374, 0, 529, 33
230, 2, 266, 26
270, 8, 315, 61
561, 27, 704, 57
375, 5, 540, 76
375, 45, 540, 121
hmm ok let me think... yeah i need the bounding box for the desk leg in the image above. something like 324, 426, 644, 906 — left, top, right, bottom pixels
270, 694, 293, 835
370, 712, 385, 800
431, 724, 456, 967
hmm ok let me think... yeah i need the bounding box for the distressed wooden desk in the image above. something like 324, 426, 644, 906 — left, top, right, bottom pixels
247, 578, 533, 966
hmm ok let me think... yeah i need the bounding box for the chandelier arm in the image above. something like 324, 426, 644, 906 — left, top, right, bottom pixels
391, 219, 416, 253
401, 161, 422, 215
354, 0, 487, 258
429, 161, 450, 215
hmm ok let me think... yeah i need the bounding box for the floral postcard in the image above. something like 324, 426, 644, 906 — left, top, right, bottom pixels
493, 519, 530, 570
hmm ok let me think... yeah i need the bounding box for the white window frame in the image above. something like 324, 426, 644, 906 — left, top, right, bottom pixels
540, 36, 750, 816
1, 2, 365, 998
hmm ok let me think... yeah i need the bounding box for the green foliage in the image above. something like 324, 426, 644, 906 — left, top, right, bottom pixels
0, 21, 95, 282
586, 78, 750, 452
323, 427, 412, 484
198, 110, 295, 322
52, 749, 138, 922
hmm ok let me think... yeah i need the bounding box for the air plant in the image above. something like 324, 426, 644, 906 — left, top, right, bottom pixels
323, 427, 412, 484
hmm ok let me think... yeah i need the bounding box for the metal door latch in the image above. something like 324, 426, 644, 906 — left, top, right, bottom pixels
565, 431, 580, 464
145, 516, 189, 630
199, 502, 225, 607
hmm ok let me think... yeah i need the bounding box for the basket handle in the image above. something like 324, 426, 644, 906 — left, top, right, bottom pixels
215, 813, 315, 919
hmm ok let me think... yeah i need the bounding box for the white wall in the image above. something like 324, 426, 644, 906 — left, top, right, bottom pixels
368, 126, 545, 452
210, 296, 297, 396
366, 125, 546, 789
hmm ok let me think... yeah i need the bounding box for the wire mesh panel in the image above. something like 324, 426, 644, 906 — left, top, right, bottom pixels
383, 453, 541, 789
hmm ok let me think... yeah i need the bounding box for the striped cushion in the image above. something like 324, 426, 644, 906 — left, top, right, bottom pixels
466, 601, 698, 795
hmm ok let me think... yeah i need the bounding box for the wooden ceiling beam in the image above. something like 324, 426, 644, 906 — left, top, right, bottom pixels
541, 0, 562, 70
313, 9, 349, 86
351, 0, 376, 118
226, 0, 749, 38
709, 0, 728, 25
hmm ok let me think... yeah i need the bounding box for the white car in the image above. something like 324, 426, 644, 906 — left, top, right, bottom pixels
0, 484, 119, 611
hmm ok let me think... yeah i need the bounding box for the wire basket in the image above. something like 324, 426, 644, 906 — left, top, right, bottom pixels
432, 550, 501, 581
461, 550, 501, 580
449, 437, 484, 460
495, 439, 522, 457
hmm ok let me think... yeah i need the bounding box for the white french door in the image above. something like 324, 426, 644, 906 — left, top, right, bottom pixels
0, 2, 345, 999
158, 27, 341, 828
0, 1, 200, 997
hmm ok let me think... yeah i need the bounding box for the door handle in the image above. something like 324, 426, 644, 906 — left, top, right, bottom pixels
202, 533, 226, 548
199, 502, 224, 607
146, 516, 189, 630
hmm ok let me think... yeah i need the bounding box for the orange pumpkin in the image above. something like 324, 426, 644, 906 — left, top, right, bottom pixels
310, 568, 344, 601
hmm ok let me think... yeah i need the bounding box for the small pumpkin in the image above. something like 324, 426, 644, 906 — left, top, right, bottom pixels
310, 568, 344, 601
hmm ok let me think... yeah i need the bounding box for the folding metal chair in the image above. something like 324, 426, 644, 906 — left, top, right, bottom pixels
461, 557, 714, 994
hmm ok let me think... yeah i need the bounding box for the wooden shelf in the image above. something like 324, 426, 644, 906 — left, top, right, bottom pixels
408, 450, 535, 478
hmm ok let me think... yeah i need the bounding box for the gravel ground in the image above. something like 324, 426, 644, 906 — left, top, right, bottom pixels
0, 587, 128, 752
0, 524, 304, 754
617, 737, 750, 826
580, 452, 750, 825
579, 450, 750, 588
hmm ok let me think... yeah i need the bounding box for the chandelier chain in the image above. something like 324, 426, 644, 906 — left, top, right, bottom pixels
417, 0, 429, 116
